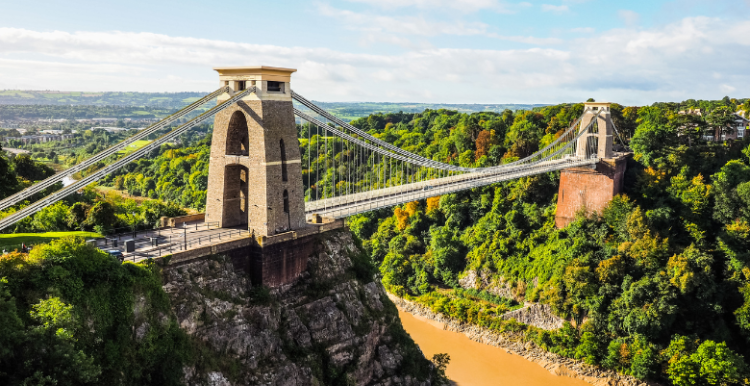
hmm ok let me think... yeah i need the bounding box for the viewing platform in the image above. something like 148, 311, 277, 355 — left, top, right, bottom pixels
92, 215, 345, 266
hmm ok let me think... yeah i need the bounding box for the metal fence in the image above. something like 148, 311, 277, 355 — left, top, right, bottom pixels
123, 227, 250, 262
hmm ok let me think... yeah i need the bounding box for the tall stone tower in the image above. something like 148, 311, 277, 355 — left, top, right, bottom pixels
576, 102, 614, 159
205, 66, 306, 236
556, 102, 628, 228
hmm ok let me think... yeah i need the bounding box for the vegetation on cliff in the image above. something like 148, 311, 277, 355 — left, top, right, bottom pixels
0, 232, 442, 385
0, 238, 191, 385
341, 99, 750, 385
61, 96, 750, 385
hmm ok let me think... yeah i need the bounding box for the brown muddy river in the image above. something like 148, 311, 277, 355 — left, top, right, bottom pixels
398, 310, 590, 386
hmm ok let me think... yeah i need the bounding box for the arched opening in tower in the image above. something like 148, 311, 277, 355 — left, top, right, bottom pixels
226, 111, 249, 156
222, 164, 249, 227
280, 139, 288, 182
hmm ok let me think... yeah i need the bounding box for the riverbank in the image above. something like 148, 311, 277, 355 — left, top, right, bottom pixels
390, 293, 656, 386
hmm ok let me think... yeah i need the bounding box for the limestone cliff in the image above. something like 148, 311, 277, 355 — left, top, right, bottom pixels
161, 230, 436, 386
459, 269, 565, 331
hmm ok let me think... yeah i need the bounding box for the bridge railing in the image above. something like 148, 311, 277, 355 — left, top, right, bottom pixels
123, 227, 250, 263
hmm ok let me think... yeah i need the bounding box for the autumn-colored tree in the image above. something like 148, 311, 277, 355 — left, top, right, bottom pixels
596, 255, 627, 283
426, 196, 441, 213
475, 130, 496, 159
394, 207, 409, 231
404, 201, 419, 217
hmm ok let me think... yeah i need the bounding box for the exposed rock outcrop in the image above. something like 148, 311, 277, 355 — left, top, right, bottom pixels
162, 231, 435, 386
458, 269, 516, 301
500, 303, 565, 330
459, 269, 564, 331
390, 294, 658, 386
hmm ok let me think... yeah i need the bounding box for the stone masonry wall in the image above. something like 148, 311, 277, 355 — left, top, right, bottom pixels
555, 156, 628, 228
250, 233, 314, 288
205, 100, 305, 236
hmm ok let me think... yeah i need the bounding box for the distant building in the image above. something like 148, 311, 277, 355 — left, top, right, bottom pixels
4, 134, 74, 143
677, 109, 749, 141
88, 126, 142, 133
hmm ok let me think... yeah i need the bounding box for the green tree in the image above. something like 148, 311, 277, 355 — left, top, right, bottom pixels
712, 160, 750, 223
630, 106, 677, 167
85, 201, 118, 231
575, 331, 602, 365
664, 336, 700, 386
67, 202, 90, 230
694, 341, 745, 385
0, 155, 18, 199
31, 201, 70, 232
0, 277, 23, 365
13, 153, 54, 182
21, 297, 101, 385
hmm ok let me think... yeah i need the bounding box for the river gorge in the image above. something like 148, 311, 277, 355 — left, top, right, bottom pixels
398, 310, 590, 386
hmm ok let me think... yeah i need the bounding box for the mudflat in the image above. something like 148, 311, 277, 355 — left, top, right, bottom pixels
398, 309, 590, 386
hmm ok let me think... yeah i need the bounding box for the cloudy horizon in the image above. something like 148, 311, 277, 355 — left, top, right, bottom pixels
1, 0, 749, 105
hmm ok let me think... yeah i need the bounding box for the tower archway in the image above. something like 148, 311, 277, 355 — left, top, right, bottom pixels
226, 111, 249, 156
221, 164, 249, 227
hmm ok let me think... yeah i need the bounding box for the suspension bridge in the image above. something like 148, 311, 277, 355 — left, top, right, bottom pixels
0, 66, 626, 285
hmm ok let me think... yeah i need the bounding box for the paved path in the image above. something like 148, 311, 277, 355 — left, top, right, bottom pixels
95, 221, 250, 263
4, 148, 29, 155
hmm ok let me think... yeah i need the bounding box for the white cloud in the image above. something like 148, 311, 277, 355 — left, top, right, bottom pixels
618, 10, 640, 26
318, 4, 561, 45
317, 4, 491, 37
1, 16, 750, 104
542, 4, 570, 13
572, 27, 595, 33
343, 0, 515, 13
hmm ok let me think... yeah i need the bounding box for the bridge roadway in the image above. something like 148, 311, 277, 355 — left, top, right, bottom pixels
96, 221, 250, 263
305, 156, 597, 219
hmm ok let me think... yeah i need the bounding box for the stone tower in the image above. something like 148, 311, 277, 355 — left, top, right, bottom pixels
205, 66, 306, 236
556, 102, 628, 228
576, 102, 614, 159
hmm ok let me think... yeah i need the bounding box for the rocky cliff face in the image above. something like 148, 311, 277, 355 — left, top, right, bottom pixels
459, 269, 564, 331
161, 230, 435, 386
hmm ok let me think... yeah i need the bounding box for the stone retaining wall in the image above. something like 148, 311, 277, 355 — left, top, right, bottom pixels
160, 213, 206, 228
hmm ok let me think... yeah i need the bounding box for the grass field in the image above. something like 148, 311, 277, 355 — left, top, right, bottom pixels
0, 231, 102, 249
117, 140, 151, 155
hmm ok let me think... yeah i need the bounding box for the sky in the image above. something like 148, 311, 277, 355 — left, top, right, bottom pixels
1, 0, 749, 105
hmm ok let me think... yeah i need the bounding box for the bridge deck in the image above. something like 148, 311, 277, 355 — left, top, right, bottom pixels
305, 157, 596, 219
94, 218, 348, 264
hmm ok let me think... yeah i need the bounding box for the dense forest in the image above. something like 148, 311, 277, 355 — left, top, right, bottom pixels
345, 98, 750, 386
107, 96, 750, 385
3, 95, 750, 385
0, 141, 186, 236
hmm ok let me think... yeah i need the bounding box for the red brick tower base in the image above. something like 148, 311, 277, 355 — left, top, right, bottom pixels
555, 155, 629, 228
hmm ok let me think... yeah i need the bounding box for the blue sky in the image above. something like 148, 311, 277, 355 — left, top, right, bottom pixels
1, 0, 749, 104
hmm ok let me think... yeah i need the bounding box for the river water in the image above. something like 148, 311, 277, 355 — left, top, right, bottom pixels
398, 310, 590, 386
